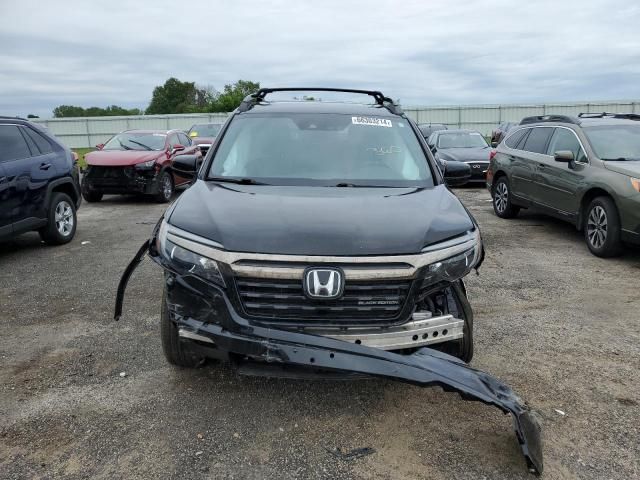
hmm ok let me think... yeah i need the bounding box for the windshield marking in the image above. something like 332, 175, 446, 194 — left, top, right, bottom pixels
352, 117, 392, 127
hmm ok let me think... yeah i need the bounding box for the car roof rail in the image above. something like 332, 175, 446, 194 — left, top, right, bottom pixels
578, 112, 640, 121
520, 115, 579, 125
237, 87, 403, 115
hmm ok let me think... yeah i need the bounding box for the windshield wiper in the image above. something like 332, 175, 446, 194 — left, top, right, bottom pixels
208, 176, 268, 185
127, 139, 153, 151
602, 157, 639, 161
118, 140, 132, 150
333, 182, 396, 188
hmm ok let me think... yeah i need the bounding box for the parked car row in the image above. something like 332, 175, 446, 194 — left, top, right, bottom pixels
82, 123, 223, 203
487, 113, 640, 257
413, 114, 640, 258
0, 120, 222, 243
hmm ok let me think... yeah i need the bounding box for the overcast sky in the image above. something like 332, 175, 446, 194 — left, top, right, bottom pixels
1, 0, 639, 118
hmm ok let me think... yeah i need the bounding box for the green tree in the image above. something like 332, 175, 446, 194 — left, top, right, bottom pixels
208, 80, 260, 112
53, 105, 142, 117
53, 105, 86, 118
146, 77, 197, 114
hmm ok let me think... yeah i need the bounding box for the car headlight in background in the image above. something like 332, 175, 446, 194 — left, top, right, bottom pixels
135, 159, 156, 169
631, 177, 640, 193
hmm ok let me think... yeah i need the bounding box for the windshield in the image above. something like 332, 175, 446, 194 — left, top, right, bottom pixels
189, 124, 221, 138
103, 132, 166, 151
583, 124, 640, 160
437, 132, 488, 149
208, 113, 434, 187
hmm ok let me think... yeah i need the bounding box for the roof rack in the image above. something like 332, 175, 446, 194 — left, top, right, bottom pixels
237, 88, 403, 115
520, 115, 579, 125
578, 112, 640, 121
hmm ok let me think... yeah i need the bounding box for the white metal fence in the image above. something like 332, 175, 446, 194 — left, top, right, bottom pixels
34, 100, 640, 148
34, 113, 230, 149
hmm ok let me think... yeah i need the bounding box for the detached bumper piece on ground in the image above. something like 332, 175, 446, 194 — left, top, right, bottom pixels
115, 237, 543, 476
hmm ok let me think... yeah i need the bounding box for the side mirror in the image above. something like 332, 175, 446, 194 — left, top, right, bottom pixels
491, 141, 498, 148
95, 143, 104, 150
172, 144, 185, 152
554, 150, 574, 163
443, 160, 471, 187
172, 154, 199, 179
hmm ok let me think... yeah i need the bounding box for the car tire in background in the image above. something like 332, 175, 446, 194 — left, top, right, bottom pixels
492, 176, 520, 219
584, 196, 623, 258
81, 178, 103, 202
155, 171, 174, 203
160, 288, 203, 368
39, 192, 77, 245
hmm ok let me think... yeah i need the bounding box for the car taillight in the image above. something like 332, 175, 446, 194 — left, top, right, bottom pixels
489, 149, 497, 161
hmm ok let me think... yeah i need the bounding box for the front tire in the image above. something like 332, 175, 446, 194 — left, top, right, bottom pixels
39, 192, 77, 245
81, 178, 103, 202
584, 196, 623, 257
154, 171, 174, 203
492, 176, 520, 218
160, 288, 203, 368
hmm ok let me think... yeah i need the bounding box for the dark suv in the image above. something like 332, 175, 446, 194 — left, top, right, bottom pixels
0, 117, 81, 244
487, 113, 640, 257
115, 88, 543, 475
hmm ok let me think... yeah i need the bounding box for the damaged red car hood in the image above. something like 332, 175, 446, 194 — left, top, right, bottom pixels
86, 150, 164, 167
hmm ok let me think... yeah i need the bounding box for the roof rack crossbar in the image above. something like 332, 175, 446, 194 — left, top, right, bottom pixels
238, 88, 403, 115
578, 112, 640, 120
520, 115, 579, 125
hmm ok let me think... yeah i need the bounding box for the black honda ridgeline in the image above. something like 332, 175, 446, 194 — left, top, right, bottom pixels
116, 89, 543, 475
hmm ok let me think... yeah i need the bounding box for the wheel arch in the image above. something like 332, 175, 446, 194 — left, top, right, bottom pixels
46, 178, 80, 209
491, 169, 509, 188
577, 187, 618, 231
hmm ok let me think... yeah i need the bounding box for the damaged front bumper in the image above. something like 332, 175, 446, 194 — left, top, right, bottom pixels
114, 229, 543, 476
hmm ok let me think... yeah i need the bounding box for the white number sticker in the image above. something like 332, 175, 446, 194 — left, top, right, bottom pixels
352, 116, 392, 128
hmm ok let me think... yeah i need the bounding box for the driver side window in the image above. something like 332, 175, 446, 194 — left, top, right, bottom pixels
547, 128, 587, 163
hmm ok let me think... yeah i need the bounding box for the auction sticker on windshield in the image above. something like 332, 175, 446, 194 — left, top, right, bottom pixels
352, 117, 392, 127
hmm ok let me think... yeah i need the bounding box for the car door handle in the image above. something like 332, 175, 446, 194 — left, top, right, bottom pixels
39, 163, 52, 170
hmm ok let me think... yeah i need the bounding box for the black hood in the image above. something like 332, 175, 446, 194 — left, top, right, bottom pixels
437, 147, 491, 163
168, 181, 475, 256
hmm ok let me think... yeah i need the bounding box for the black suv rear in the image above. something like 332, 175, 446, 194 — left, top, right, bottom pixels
0, 117, 81, 244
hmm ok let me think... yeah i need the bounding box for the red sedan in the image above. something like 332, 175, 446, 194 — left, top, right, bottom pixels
81, 129, 202, 202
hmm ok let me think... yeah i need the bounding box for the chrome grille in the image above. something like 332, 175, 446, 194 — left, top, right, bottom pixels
235, 277, 413, 325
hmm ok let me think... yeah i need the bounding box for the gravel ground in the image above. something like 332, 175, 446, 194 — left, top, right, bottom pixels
1, 188, 639, 480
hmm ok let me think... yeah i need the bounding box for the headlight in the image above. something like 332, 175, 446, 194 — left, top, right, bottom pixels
422, 247, 477, 285
421, 231, 482, 286
136, 159, 156, 169
162, 237, 226, 287
631, 177, 640, 193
